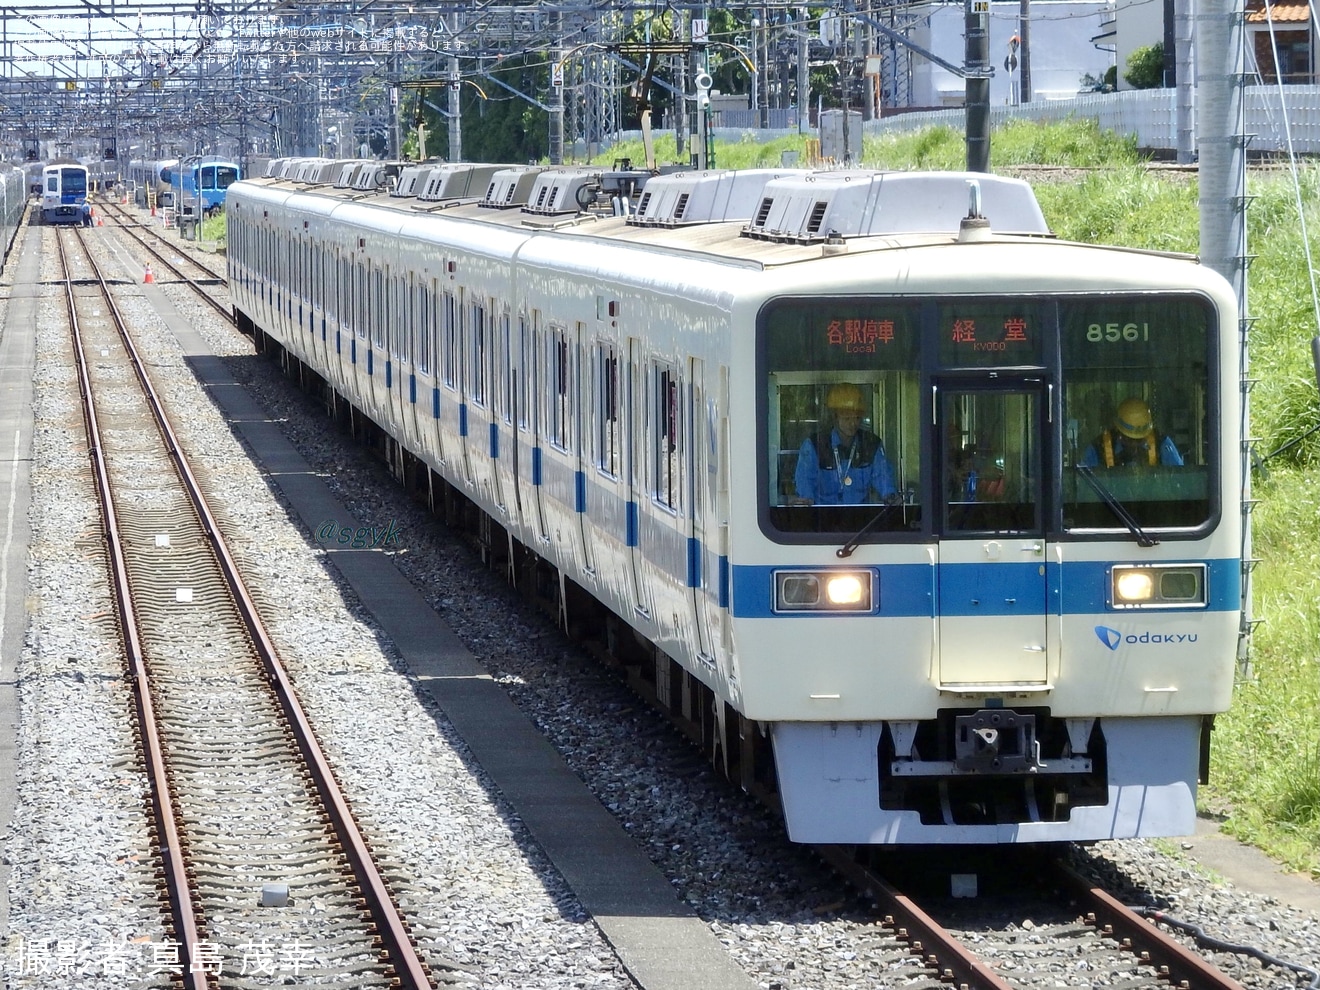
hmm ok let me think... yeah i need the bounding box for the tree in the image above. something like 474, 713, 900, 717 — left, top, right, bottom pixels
1124, 43, 1165, 90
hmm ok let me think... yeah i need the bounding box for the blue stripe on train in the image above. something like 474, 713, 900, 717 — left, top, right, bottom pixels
729, 558, 1240, 618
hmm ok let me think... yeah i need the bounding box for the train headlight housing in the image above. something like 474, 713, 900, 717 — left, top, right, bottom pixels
774, 570, 873, 612
1110, 563, 1207, 609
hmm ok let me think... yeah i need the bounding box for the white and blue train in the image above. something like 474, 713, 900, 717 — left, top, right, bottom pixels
173, 155, 241, 216
40, 160, 89, 225
228, 160, 1242, 844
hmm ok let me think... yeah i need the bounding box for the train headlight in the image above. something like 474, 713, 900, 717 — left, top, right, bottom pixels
1110, 563, 1207, 609
774, 570, 873, 612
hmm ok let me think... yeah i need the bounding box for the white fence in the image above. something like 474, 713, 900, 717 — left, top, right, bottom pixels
864, 85, 1320, 155
621, 85, 1320, 158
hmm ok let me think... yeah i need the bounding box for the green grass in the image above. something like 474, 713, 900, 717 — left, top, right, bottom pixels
199, 212, 227, 244
595, 119, 1320, 873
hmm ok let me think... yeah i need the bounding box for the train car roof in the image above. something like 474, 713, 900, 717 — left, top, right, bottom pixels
232, 165, 1203, 271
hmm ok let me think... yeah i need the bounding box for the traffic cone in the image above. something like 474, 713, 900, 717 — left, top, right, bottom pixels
143, 265, 154, 284
96, 214, 104, 227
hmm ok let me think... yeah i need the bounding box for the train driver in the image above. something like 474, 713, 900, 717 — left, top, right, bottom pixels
1079, 396, 1183, 468
791, 383, 897, 505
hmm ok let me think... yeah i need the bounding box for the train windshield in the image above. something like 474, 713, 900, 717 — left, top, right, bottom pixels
760, 294, 1215, 542
201, 165, 240, 190
1059, 296, 1213, 533
762, 298, 923, 537
60, 168, 86, 197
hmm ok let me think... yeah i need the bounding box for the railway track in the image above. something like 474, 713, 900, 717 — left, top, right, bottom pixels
54, 223, 442, 989
817, 846, 1260, 990
95, 198, 230, 319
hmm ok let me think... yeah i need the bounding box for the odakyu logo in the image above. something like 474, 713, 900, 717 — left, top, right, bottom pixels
1095, 625, 1199, 651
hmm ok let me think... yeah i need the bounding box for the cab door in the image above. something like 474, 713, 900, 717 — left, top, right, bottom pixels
935, 382, 1049, 687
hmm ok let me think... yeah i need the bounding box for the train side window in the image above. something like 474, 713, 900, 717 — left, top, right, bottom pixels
548, 326, 571, 451
394, 272, 406, 361
651, 362, 683, 512
337, 256, 348, 332
518, 314, 533, 431
356, 262, 368, 338
470, 302, 488, 407
596, 341, 620, 478
372, 268, 386, 349
414, 280, 429, 374
443, 292, 458, 389
500, 312, 513, 425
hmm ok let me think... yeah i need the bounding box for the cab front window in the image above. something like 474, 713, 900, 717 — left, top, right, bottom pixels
1060, 297, 1214, 532
762, 298, 922, 537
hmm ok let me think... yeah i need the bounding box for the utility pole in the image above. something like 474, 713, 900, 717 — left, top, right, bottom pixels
447, 11, 462, 162
550, 14, 564, 165
1018, 0, 1031, 103
797, 6, 809, 133
758, 6, 770, 128
964, 0, 991, 172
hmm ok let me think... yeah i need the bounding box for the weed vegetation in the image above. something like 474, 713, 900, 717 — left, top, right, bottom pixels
595, 119, 1320, 874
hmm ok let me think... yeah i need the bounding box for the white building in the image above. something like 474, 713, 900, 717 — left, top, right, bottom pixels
902, 1, 1115, 106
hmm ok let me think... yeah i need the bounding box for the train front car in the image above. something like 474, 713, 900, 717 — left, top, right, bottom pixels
40, 162, 89, 225
226, 164, 1241, 849
742, 172, 1240, 844
195, 158, 241, 215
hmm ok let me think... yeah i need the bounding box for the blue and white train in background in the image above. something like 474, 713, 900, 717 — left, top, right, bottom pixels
128, 156, 240, 215
39, 160, 89, 225
227, 158, 1243, 845
174, 155, 241, 216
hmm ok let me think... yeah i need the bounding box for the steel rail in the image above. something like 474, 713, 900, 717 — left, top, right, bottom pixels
71, 225, 436, 990
58, 229, 215, 990
814, 845, 1019, 990
1053, 859, 1249, 990
98, 201, 232, 320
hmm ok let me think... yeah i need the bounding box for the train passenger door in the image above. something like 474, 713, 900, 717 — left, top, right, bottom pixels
934, 382, 1049, 688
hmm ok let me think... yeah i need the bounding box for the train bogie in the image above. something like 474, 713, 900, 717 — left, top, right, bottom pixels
228, 161, 1243, 845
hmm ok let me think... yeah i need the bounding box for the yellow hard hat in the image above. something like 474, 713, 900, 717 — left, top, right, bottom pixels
1114, 397, 1153, 439
825, 383, 866, 413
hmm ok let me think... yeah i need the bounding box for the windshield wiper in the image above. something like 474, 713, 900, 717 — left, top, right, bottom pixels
837, 502, 898, 558
1075, 464, 1159, 547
